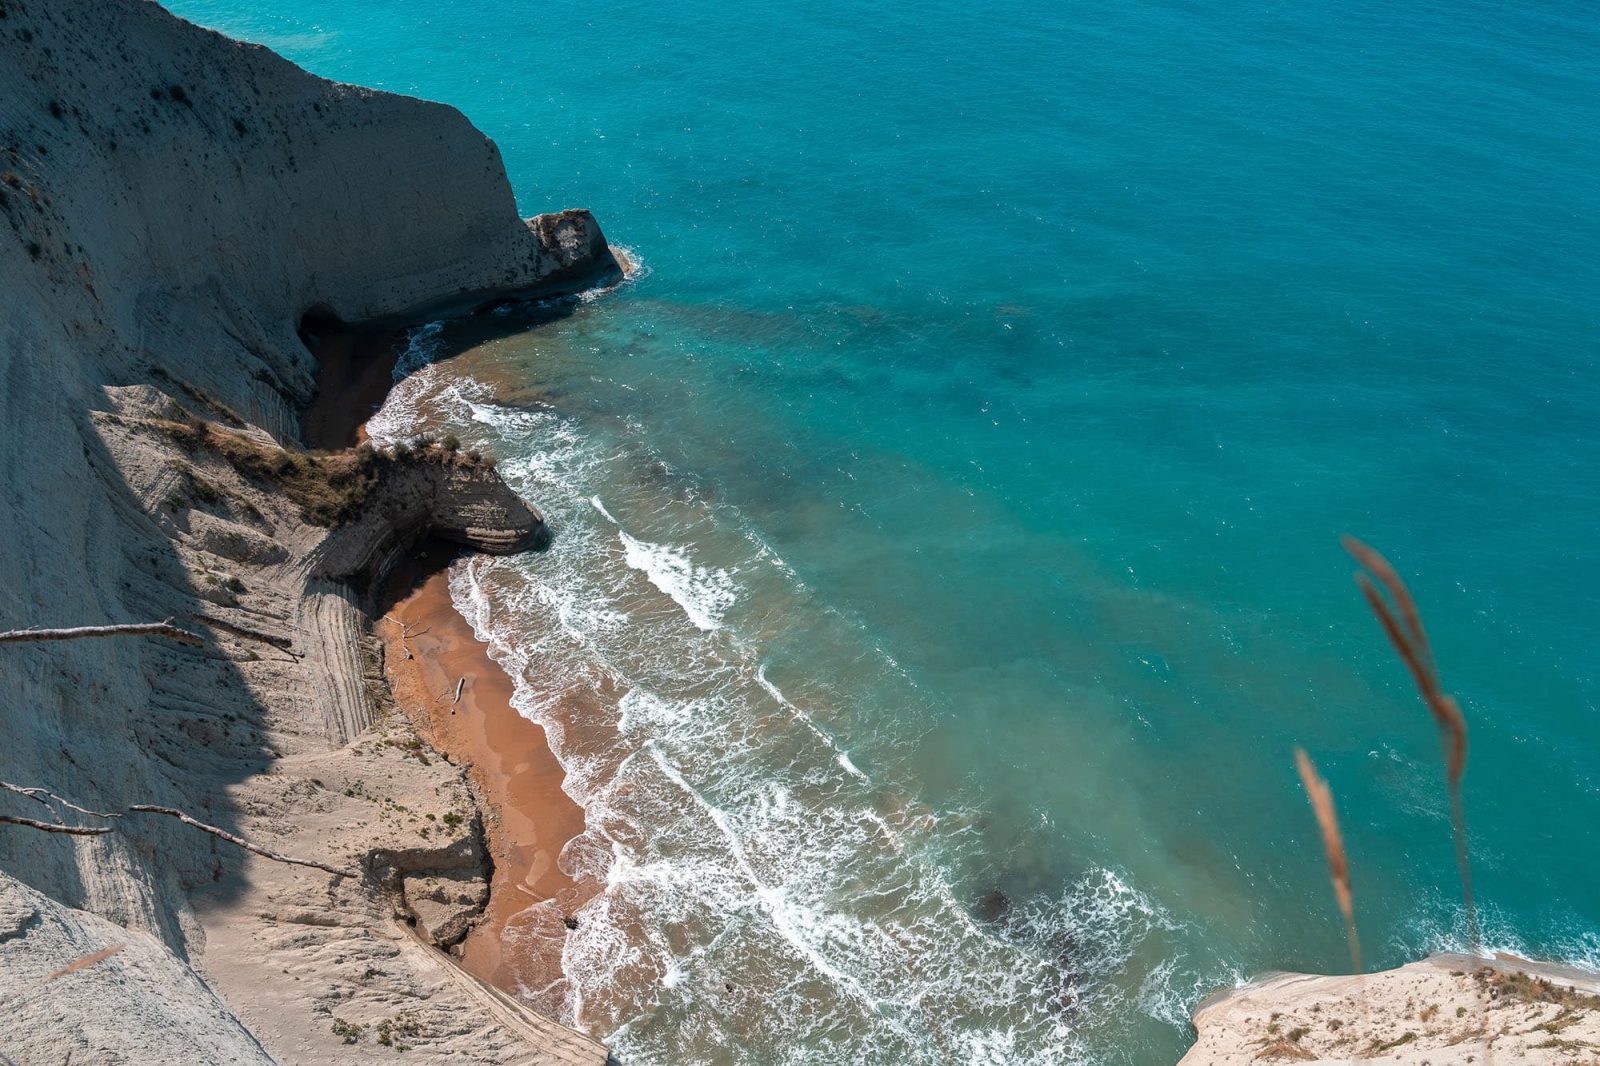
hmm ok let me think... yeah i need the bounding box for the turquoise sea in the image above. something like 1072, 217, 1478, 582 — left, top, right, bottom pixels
171, 1, 1600, 1061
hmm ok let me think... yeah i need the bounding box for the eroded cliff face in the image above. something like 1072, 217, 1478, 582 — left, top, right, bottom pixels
3, 0, 611, 328
0, 1, 612, 1061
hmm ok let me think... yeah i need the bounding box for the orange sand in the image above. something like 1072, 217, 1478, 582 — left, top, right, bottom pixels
378, 548, 595, 1000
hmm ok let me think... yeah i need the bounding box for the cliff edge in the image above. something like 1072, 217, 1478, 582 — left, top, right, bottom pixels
1181, 953, 1600, 1064
0, 0, 613, 1062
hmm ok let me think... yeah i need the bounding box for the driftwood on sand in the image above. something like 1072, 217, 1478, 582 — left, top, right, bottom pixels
383, 615, 425, 660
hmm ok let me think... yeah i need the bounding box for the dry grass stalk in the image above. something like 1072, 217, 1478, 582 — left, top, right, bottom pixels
1294, 747, 1361, 974
47, 945, 124, 981
1342, 535, 1479, 955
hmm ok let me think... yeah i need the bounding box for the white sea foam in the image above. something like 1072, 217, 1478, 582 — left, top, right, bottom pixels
610, 244, 650, 284
758, 663, 870, 782
1137, 957, 1242, 1030
618, 529, 737, 631
393, 320, 445, 380
1403, 894, 1535, 962
363, 321, 449, 445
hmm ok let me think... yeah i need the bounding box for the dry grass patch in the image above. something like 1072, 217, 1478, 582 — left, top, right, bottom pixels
154, 410, 494, 526
1479, 969, 1600, 1012
1368, 1030, 1417, 1053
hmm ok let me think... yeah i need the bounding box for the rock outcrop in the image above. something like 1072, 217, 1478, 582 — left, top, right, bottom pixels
0, 0, 614, 1062
314, 455, 554, 585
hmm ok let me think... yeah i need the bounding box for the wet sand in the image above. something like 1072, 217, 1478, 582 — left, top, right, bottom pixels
378, 544, 594, 1004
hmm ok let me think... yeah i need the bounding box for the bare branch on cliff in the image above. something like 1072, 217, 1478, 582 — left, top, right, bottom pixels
127, 805, 358, 878
0, 814, 114, 836
0, 781, 121, 821
0, 619, 204, 646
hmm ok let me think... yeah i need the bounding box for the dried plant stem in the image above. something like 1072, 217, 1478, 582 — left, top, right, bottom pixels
1450, 788, 1479, 954
1295, 747, 1361, 974
48, 945, 125, 980
1343, 535, 1479, 955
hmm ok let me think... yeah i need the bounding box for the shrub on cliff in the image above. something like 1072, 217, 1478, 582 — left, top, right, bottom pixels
154, 413, 499, 527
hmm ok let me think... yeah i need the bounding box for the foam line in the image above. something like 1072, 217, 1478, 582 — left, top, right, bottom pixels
757, 663, 870, 781
643, 742, 893, 1014
618, 530, 736, 631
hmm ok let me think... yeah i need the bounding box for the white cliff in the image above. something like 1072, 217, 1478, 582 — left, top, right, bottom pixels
0, 0, 615, 1061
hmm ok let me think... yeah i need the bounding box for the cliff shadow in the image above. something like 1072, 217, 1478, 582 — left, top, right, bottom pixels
4, 407, 287, 952
299, 291, 607, 451
375, 537, 470, 620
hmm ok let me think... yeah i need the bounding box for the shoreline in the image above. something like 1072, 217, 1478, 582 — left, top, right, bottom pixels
302, 246, 637, 452
377, 543, 595, 1010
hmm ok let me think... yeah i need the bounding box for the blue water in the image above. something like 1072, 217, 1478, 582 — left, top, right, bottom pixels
172, 0, 1600, 1061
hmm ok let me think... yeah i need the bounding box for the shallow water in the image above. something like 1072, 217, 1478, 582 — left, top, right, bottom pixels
170, 0, 1600, 1061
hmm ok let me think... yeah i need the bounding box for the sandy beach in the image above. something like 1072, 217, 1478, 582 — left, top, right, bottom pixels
378, 545, 594, 1006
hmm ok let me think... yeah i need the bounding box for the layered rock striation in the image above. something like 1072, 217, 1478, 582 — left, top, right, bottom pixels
0, 0, 613, 1061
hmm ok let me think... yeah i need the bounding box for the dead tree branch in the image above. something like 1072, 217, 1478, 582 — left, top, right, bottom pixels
0, 814, 113, 836
0, 620, 203, 646
382, 614, 426, 659
0, 781, 120, 821
128, 805, 358, 878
